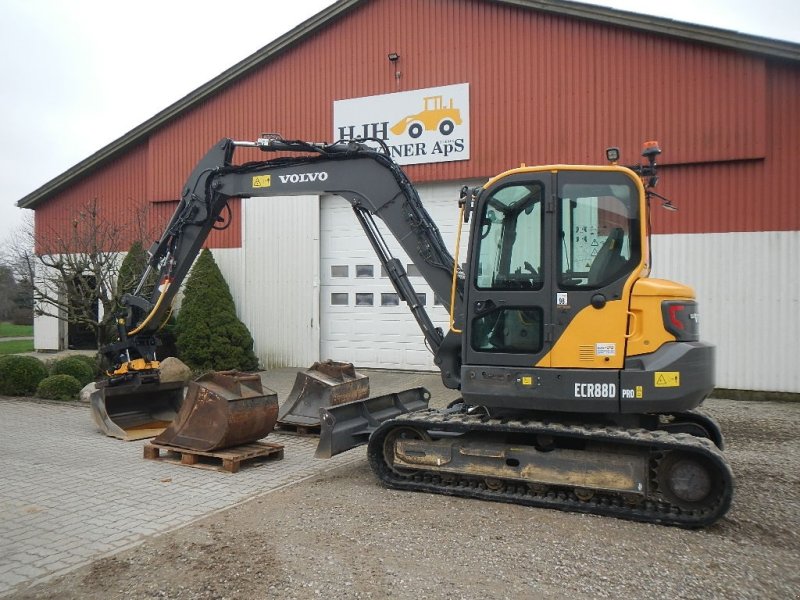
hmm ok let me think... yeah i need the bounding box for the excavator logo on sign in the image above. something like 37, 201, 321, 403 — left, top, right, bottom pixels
390, 95, 463, 139
252, 175, 271, 188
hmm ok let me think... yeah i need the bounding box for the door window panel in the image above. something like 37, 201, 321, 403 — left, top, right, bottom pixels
471, 307, 543, 353
474, 182, 544, 290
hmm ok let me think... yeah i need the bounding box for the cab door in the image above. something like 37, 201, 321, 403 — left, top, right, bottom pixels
463, 173, 555, 368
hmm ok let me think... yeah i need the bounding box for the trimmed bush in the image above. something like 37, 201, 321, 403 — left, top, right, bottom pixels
0, 355, 48, 396
176, 249, 259, 372
67, 354, 101, 378
36, 374, 82, 401
50, 356, 95, 386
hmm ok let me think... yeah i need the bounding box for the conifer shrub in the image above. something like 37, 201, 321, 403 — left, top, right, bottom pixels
50, 356, 95, 386
0, 355, 49, 396
118, 241, 178, 360
36, 374, 82, 401
117, 241, 156, 300
175, 249, 259, 372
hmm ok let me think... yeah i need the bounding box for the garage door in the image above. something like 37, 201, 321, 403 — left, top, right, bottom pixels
320, 182, 475, 370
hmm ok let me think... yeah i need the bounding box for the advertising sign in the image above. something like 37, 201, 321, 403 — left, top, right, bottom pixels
333, 83, 470, 166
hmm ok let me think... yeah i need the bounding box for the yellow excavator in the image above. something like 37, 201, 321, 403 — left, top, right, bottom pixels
94, 134, 733, 527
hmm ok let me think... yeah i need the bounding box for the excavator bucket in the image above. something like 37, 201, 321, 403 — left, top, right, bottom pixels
315, 387, 431, 458
90, 379, 185, 441
277, 360, 369, 429
153, 371, 278, 452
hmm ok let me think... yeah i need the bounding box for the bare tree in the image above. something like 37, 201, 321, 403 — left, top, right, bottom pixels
5, 200, 156, 348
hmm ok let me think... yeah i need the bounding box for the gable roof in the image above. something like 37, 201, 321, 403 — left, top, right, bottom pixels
18, 0, 800, 209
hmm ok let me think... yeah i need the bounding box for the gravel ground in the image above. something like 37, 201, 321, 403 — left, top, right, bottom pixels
11, 394, 800, 600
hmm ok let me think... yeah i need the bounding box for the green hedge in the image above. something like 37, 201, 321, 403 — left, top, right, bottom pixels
68, 354, 100, 377
36, 374, 82, 401
50, 356, 95, 386
0, 355, 48, 396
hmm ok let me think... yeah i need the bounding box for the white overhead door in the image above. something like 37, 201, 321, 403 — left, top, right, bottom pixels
319, 182, 476, 370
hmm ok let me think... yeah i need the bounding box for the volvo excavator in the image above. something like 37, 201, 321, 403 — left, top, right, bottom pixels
97, 134, 733, 527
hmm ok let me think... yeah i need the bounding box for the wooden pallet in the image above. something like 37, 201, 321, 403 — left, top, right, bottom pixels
143, 441, 284, 473
274, 421, 320, 437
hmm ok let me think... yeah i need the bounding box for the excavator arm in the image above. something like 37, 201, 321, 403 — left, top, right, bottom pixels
104, 135, 464, 386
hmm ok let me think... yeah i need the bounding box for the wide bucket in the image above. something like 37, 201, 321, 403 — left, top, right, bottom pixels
315, 387, 431, 459
277, 360, 369, 429
153, 371, 278, 452
90, 379, 184, 441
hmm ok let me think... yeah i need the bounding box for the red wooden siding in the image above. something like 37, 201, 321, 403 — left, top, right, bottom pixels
34, 143, 148, 254
147, 198, 241, 250
34, 0, 800, 249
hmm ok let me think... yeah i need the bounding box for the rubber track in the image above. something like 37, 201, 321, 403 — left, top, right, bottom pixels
367, 410, 734, 528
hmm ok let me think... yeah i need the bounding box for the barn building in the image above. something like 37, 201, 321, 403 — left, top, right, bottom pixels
17, 0, 800, 394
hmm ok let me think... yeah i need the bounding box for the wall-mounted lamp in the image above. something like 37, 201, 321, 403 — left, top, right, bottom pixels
387, 52, 401, 87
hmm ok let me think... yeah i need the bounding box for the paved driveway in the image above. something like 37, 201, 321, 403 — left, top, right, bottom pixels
0, 367, 452, 598
0, 397, 363, 596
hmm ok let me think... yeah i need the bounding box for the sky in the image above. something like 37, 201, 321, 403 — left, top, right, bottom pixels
1, 0, 798, 250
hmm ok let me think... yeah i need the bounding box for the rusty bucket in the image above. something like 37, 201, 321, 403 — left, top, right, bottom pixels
153, 371, 278, 452
90, 379, 184, 441
277, 360, 369, 429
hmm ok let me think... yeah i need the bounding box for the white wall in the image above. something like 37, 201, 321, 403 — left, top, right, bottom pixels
651, 231, 800, 393
32, 262, 64, 351
216, 195, 320, 369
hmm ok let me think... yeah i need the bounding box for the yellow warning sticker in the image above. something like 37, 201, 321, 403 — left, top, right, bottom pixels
635, 385, 643, 398
655, 372, 680, 387
252, 175, 271, 188
520, 376, 533, 386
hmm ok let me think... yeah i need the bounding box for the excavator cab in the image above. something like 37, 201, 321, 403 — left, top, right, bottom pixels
463, 169, 641, 381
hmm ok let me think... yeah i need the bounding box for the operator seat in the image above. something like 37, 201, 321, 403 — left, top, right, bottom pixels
588, 227, 626, 286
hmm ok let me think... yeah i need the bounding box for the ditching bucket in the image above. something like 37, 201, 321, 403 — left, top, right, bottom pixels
277, 361, 369, 429
153, 371, 278, 452
315, 387, 431, 458
90, 379, 184, 441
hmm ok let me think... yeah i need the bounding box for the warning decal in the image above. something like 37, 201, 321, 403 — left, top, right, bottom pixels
654, 371, 680, 388
252, 175, 271, 188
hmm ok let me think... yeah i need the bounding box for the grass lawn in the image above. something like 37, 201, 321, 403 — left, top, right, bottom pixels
0, 322, 33, 338
0, 339, 35, 355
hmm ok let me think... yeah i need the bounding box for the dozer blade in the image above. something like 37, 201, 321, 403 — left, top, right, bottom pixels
90, 379, 184, 441
277, 360, 369, 429
153, 371, 278, 452
315, 387, 431, 459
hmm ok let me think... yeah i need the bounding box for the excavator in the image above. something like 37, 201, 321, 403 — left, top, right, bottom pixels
95, 133, 733, 527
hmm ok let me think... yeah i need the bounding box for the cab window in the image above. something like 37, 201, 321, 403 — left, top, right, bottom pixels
558, 175, 640, 289
474, 182, 544, 291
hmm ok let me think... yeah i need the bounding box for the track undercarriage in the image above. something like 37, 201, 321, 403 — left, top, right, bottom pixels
367, 408, 733, 528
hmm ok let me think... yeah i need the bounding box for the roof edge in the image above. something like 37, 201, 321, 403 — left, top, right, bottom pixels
18, 0, 800, 210
500, 0, 800, 60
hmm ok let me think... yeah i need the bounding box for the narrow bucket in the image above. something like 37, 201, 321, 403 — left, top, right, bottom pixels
315, 387, 431, 458
153, 371, 278, 452
90, 380, 184, 441
277, 361, 369, 428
